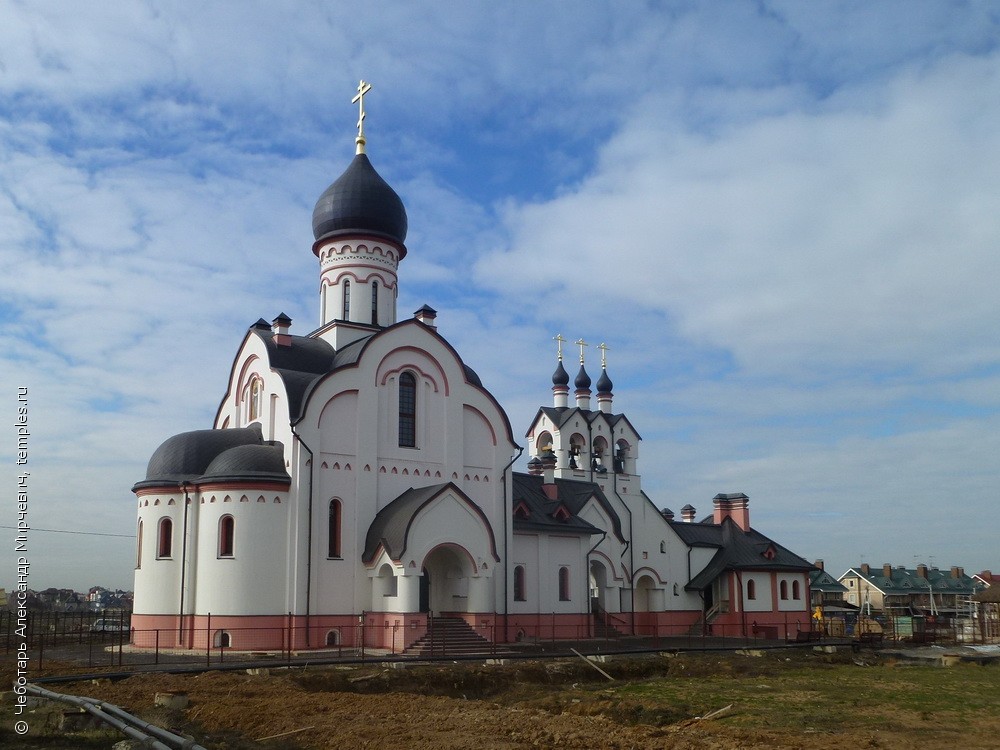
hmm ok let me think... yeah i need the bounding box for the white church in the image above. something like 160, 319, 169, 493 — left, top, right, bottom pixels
131, 84, 813, 652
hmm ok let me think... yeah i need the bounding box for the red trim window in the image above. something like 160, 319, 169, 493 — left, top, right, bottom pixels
157, 517, 173, 559
780, 580, 788, 600
792, 580, 801, 600
218, 515, 235, 558
398, 372, 416, 448
328, 499, 342, 558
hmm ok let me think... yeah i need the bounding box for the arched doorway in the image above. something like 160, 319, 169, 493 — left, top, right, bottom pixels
421, 545, 474, 614
589, 560, 610, 613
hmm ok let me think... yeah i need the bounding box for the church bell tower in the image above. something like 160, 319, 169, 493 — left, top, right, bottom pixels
311, 81, 408, 348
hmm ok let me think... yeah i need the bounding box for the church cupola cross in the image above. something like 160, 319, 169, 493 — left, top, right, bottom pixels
553, 333, 566, 361
575, 338, 588, 364
353, 79, 372, 154
598, 342, 610, 369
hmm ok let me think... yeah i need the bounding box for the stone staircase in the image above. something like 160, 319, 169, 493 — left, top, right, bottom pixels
405, 616, 495, 657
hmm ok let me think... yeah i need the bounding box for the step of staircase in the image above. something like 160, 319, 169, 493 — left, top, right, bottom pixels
405, 616, 496, 657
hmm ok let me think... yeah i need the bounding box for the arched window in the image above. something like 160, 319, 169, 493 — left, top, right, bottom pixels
136, 520, 143, 568
514, 565, 526, 601
326, 629, 341, 646
218, 515, 235, 558
157, 518, 173, 558
673, 583, 679, 596
342, 279, 351, 319
747, 579, 756, 600
792, 580, 801, 600
558, 566, 571, 601
328, 500, 342, 558
659, 540, 666, 554
614, 439, 630, 474
213, 630, 231, 648
371, 281, 379, 325
248, 377, 261, 422
780, 580, 788, 600
398, 372, 416, 448
592, 437, 609, 473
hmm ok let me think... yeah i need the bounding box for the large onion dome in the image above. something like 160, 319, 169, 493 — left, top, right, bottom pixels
311, 153, 408, 250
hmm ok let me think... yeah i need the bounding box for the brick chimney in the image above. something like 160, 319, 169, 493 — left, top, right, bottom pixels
272, 312, 292, 346
712, 493, 750, 531
950, 566, 961, 579
882, 563, 892, 578
681, 504, 696, 523
414, 304, 437, 328
814, 559, 824, 571
661, 507, 675, 522
917, 564, 928, 579
860, 563, 870, 576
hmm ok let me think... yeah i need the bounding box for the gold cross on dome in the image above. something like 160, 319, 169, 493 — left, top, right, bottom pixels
598, 342, 610, 369
553, 333, 566, 361
352, 80, 372, 153
575, 338, 588, 364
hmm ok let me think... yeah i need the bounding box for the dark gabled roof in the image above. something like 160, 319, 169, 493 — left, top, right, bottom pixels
510, 473, 624, 540
810, 569, 848, 593
842, 566, 981, 596
134, 424, 290, 490
670, 517, 813, 591
248, 328, 338, 421
362, 482, 499, 564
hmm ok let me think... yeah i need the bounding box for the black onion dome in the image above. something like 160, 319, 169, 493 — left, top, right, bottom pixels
312, 153, 408, 249
574, 364, 591, 390
552, 360, 570, 387
596, 367, 613, 394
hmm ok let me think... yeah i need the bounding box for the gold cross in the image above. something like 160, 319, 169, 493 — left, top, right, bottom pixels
575, 338, 588, 364
598, 342, 610, 369
352, 80, 372, 153
553, 333, 566, 361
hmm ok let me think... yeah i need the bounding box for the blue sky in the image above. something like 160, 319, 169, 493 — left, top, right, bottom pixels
2, 2, 1000, 592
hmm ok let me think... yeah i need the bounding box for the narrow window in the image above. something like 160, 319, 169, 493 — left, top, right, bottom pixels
780, 580, 788, 600
136, 520, 143, 568
792, 580, 801, 600
342, 279, 351, 319
659, 540, 666, 554
398, 372, 416, 448
248, 378, 261, 421
157, 518, 173, 558
218, 515, 235, 557
371, 281, 379, 325
514, 565, 526, 602
558, 566, 570, 601
747, 579, 756, 600
328, 500, 341, 558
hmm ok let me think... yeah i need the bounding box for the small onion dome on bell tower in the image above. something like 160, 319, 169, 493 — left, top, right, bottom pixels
551, 359, 570, 408
596, 367, 613, 413
596, 367, 613, 394
552, 360, 570, 387
574, 364, 592, 410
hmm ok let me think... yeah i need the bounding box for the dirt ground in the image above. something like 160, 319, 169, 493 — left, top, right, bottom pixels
5, 648, 1000, 749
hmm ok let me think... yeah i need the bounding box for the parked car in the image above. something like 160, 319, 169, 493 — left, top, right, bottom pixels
90, 618, 128, 633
